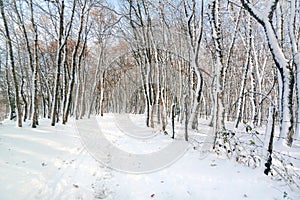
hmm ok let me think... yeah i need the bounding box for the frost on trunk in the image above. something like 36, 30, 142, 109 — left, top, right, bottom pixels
144, 57, 152, 128
249, 57, 256, 127
74, 67, 82, 120
251, 37, 266, 127
276, 69, 283, 121
79, 64, 87, 119
289, 0, 300, 140
248, 18, 257, 126
275, 1, 283, 124
241, 0, 294, 146
29, 0, 39, 128
98, 71, 105, 117
4, 59, 15, 120
209, 0, 225, 136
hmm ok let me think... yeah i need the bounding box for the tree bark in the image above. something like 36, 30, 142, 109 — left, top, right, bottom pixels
209, 0, 225, 138
289, 0, 300, 140
29, 0, 39, 128
4, 55, 15, 120
51, 0, 65, 126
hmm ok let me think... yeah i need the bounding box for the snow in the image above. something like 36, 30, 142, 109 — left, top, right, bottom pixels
0, 115, 299, 199
0, 119, 108, 199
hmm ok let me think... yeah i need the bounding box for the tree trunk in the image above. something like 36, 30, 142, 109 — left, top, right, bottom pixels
209, 0, 225, 136
51, 0, 65, 126
171, 103, 175, 139
289, 0, 300, 140
80, 66, 87, 119
30, 0, 39, 128
184, 95, 189, 141
4, 57, 15, 120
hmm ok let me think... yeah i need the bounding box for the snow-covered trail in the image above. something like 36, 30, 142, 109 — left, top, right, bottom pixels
75, 116, 189, 173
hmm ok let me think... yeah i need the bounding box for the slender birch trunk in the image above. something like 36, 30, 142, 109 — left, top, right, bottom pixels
289, 0, 300, 140
51, 0, 65, 126
209, 0, 225, 139
29, 0, 39, 128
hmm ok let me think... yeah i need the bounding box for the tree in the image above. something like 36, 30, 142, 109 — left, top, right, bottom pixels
209, 0, 225, 146
29, 0, 40, 128
289, 0, 300, 140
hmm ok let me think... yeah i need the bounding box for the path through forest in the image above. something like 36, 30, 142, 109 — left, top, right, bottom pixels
75, 115, 192, 173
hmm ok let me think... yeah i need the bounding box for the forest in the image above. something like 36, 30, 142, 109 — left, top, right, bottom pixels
1, 0, 299, 143
0, 0, 300, 174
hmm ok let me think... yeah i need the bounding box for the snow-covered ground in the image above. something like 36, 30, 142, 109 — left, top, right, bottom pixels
0, 114, 299, 199
0, 118, 110, 199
